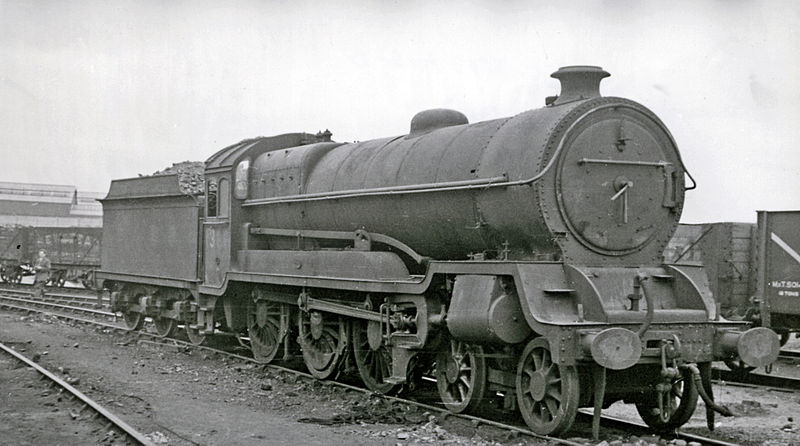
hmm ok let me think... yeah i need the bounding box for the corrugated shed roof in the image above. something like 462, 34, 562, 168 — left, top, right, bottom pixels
0, 181, 103, 223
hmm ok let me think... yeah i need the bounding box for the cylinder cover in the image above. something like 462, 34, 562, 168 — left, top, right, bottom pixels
447, 275, 531, 344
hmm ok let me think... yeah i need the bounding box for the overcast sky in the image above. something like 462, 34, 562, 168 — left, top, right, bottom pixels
1, 0, 798, 223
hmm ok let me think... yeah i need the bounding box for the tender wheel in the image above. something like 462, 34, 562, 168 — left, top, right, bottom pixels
153, 316, 177, 338
247, 298, 283, 363
123, 310, 144, 331
435, 339, 487, 414
516, 337, 580, 436
184, 325, 206, 345
352, 319, 397, 394
120, 285, 146, 331
298, 311, 348, 379
183, 298, 206, 345
635, 368, 698, 432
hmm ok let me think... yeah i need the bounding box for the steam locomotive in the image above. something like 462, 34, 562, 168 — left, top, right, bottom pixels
96, 66, 780, 437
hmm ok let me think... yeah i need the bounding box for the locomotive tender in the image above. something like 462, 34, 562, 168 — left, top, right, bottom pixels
96, 66, 780, 436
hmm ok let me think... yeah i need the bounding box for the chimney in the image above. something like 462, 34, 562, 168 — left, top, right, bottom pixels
549, 66, 610, 106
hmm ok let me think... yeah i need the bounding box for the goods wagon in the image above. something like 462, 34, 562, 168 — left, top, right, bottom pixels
667, 211, 800, 346
0, 225, 101, 286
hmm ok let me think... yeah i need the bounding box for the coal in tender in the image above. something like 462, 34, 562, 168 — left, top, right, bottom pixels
150, 161, 206, 195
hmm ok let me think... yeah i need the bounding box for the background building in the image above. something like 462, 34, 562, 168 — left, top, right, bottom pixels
0, 181, 103, 228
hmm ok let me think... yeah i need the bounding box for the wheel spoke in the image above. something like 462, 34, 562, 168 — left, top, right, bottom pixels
539, 402, 549, 421
544, 397, 559, 420
457, 383, 467, 402
524, 365, 535, 381
532, 351, 542, 369
547, 385, 562, 402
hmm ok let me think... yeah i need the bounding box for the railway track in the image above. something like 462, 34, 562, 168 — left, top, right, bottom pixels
0, 293, 115, 319
0, 294, 750, 445
713, 366, 800, 392
779, 349, 800, 360
0, 340, 155, 446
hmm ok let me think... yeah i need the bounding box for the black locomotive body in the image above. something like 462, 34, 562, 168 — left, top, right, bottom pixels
96, 66, 780, 436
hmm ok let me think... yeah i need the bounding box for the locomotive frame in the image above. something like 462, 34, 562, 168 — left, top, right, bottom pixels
95, 66, 780, 437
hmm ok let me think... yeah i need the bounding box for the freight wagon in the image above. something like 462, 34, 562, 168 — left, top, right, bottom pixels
666, 210, 800, 345
0, 225, 101, 287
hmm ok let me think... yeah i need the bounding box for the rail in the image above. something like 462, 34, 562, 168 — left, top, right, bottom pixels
0, 341, 155, 446
0, 296, 743, 445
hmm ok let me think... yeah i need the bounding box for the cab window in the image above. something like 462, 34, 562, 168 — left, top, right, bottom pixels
218, 178, 230, 218
206, 180, 218, 217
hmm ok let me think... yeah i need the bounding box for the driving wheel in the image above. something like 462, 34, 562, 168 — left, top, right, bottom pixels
298, 311, 348, 379
247, 298, 283, 363
351, 319, 397, 394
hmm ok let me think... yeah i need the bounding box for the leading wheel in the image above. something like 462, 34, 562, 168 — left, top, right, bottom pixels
298, 311, 348, 379
435, 339, 487, 414
635, 367, 698, 432
352, 319, 397, 394
154, 316, 177, 338
247, 298, 283, 364
516, 337, 580, 436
